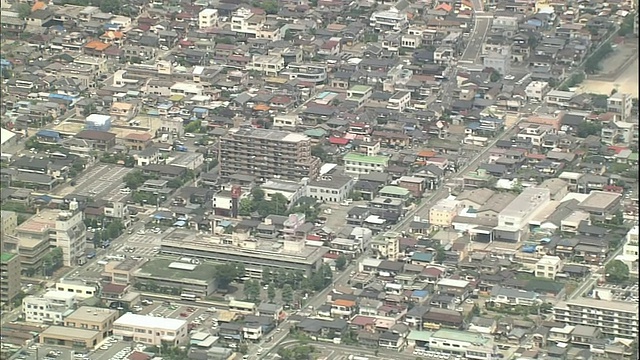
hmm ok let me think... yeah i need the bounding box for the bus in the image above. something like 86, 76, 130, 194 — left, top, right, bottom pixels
180, 293, 197, 301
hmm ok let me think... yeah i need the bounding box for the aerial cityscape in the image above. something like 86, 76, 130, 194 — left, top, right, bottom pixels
0, 0, 638, 359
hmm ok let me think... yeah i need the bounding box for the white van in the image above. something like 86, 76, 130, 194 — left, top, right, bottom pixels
120, 188, 132, 194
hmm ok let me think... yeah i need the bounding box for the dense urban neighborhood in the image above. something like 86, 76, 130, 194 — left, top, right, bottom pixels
0, 0, 638, 360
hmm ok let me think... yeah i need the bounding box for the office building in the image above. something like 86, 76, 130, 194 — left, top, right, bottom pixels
1, 210, 18, 238
1, 252, 21, 306
219, 128, 321, 182
494, 187, 551, 242
16, 206, 86, 267
65, 306, 119, 339
23, 290, 78, 324
554, 297, 638, 339
607, 92, 633, 121
113, 313, 189, 346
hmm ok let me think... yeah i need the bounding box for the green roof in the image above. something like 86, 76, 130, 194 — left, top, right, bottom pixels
343, 153, 389, 165
137, 258, 216, 281
1, 252, 17, 263
407, 330, 433, 342
380, 185, 411, 196
304, 128, 327, 138
628, 153, 638, 161
349, 85, 372, 93
432, 329, 490, 345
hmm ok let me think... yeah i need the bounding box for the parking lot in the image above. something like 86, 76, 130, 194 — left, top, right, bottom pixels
60, 164, 133, 201
596, 283, 639, 302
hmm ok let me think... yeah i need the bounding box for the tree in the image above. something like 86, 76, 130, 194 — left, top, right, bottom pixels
238, 198, 253, 216
106, 220, 123, 239
605, 260, 630, 284
215, 263, 244, 289
612, 209, 624, 226
251, 187, 265, 202
435, 245, 446, 263
267, 285, 276, 302
16, 3, 31, 19
184, 120, 202, 133
490, 70, 502, 83
123, 171, 146, 189
253, 0, 279, 14
335, 255, 347, 271
282, 284, 294, 304
311, 145, 329, 162
99, 0, 122, 14
244, 279, 261, 302
576, 121, 603, 138
262, 268, 272, 285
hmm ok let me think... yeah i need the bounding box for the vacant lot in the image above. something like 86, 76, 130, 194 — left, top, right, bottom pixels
579, 56, 638, 97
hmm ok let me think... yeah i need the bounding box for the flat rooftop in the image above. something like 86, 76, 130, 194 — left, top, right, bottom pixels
565, 297, 639, 313
114, 312, 187, 331
227, 128, 309, 143
16, 209, 58, 233
432, 328, 491, 345
65, 306, 117, 323
500, 187, 550, 218
40, 325, 99, 340
579, 191, 621, 210
136, 258, 216, 281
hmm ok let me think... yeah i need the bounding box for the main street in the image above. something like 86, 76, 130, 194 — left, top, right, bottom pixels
460, 0, 492, 64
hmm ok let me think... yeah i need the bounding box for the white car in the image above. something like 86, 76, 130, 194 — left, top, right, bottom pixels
184, 133, 196, 138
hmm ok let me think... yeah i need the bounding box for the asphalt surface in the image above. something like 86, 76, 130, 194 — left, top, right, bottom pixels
461, 16, 492, 63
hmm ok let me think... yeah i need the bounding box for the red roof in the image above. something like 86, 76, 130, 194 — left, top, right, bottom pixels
323, 253, 339, 259
608, 145, 628, 154
307, 234, 321, 241
526, 153, 547, 160
329, 136, 350, 145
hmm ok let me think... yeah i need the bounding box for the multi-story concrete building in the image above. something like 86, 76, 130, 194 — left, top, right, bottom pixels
616, 225, 639, 276
65, 306, 119, 339
22, 290, 77, 324
429, 199, 462, 228
1, 252, 21, 306
306, 174, 355, 203
553, 298, 638, 339
535, 255, 562, 279
343, 153, 390, 176
1, 210, 18, 239
17, 207, 86, 267
424, 329, 498, 360
607, 92, 633, 121
198, 8, 218, 29
219, 128, 321, 182
54, 279, 99, 300
113, 313, 189, 346
494, 187, 550, 242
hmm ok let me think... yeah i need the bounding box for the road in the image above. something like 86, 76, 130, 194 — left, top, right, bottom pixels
460, 0, 492, 64
568, 245, 625, 300
271, 340, 419, 360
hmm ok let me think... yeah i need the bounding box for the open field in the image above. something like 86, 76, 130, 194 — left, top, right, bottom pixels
578, 43, 639, 97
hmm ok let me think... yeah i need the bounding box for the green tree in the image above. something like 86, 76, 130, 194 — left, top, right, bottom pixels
214, 263, 244, 289
244, 279, 261, 302
335, 255, 347, 271
605, 260, 630, 284
576, 121, 603, 138
282, 284, 294, 304
184, 120, 202, 133
435, 245, 446, 263
251, 187, 266, 202
99, 0, 122, 14
16, 3, 31, 19
262, 268, 272, 285
490, 70, 502, 82
253, 0, 279, 14
123, 171, 146, 189
267, 285, 276, 302
238, 198, 253, 216
311, 145, 329, 162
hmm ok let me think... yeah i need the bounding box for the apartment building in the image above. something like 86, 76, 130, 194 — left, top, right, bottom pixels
370, 7, 409, 31
198, 8, 218, 29
343, 153, 390, 176
616, 226, 639, 276
54, 279, 99, 300
16, 208, 86, 267
429, 198, 462, 228
553, 298, 638, 339
219, 128, 321, 182
1, 252, 21, 306
306, 174, 355, 203
535, 255, 562, 279
249, 55, 284, 77
607, 92, 633, 121
113, 313, 189, 346
1, 210, 18, 238
494, 187, 550, 242
22, 290, 77, 324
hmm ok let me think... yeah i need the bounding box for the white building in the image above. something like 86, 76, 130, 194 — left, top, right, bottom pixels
494, 187, 551, 242
23, 290, 77, 324
261, 179, 306, 209
616, 226, 639, 276
387, 91, 411, 112
170, 82, 204, 97
545, 90, 575, 108
198, 8, 218, 29
535, 255, 562, 279
113, 313, 189, 346
525, 81, 549, 102
426, 329, 497, 360
54, 280, 99, 300
343, 153, 389, 176
231, 7, 262, 36
370, 8, 408, 31
248, 55, 284, 77
306, 174, 355, 203
554, 298, 638, 339
607, 92, 633, 121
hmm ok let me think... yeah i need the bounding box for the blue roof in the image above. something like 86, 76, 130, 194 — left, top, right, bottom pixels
173, 220, 186, 227
412, 290, 429, 298
34, 195, 52, 203
153, 212, 173, 220
193, 108, 207, 113
466, 122, 481, 130
36, 130, 60, 138
411, 252, 434, 262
